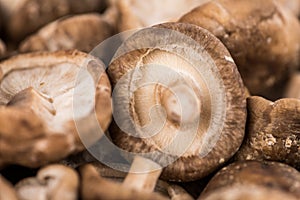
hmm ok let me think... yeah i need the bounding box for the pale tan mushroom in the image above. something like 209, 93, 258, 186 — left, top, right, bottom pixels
0, 175, 18, 200
235, 96, 300, 169
285, 73, 300, 99
199, 161, 300, 200
15, 164, 79, 200
19, 12, 115, 53
278, 0, 300, 16
0, 50, 112, 168
179, 0, 300, 99
111, 0, 210, 31
0, 0, 107, 41
108, 22, 247, 182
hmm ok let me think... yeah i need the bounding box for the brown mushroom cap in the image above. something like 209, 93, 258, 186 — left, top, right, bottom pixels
112, 0, 210, 31
199, 161, 300, 200
235, 96, 300, 169
15, 164, 79, 200
0, 39, 5, 58
108, 22, 247, 181
179, 0, 300, 99
0, 175, 18, 200
0, 50, 112, 168
80, 164, 168, 200
285, 73, 300, 99
19, 13, 115, 53
0, 0, 107, 41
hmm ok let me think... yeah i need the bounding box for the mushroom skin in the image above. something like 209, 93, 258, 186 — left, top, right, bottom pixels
0, 175, 18, 200
80, 164, 168, 200
285, 73, 300, 99
0, 39, 5, 58
278, 0, 300, 16
0, 0, 107, 41
199, 161, 300, 200
0, 50, 112, 168
108, 22, 247, 181
19, 13, 115, 53
179, 0, 300, 99
235, 96, 300, 169
15, 164, 79, 200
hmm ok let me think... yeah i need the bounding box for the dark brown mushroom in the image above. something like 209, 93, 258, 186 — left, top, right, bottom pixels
80, 164, 168, 200
108, 22, 247, 181
199, 161, 300, 200
0, 0, 107, 41
0, 175, 18, 200
15, 164, 79, 200
179, 0, 300, 99
235, 96, 300, 169
19, 12, 115, 53
0, 50, 112, 168
285, 73, 300, 99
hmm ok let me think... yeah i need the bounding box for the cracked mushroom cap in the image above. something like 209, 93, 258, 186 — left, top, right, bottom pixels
15, 164, 79, 200
285, 73, 300, 99
179, 0, 300, 99
0, 0, 107, 41
0, 175, 18, 200
80, 164, 168, 200
19, 13, 115, 53
112, 0, 210, 31
199, 161, 300, 200
235, 96, 300, 169
0, 50, 112, 168
108, 22, 247, 181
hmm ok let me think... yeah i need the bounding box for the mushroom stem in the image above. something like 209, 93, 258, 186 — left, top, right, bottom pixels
7, 87, 56, 115
122, 156, 162, 192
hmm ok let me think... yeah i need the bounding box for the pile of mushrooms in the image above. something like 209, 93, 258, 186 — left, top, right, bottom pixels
0, 0, 299, 199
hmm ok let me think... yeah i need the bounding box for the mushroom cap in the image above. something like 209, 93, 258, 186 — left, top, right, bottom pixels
0, 39, 5, 58
16, 164, 79, 200
235, 96, 300, 169
80, 164, 168, 200
0, 50, 112, 168
0, 175, 18, 200
200, 161, 300, 200
19, 13, 115, 53
0, 0, 107, 41
278, 0, 300, 16
112, 0, 210, 31
179, 0, 300, 99
108, 22, 247, 181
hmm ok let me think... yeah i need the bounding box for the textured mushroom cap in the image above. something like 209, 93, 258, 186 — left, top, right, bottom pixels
179, 0, 300, 99
200, 161, 300, 200
285, 73, 300, 99
19, 13, 115, 53
0, 0, 107, 41
108, 22, 247, 181
0, 175, 18, 200
112, 0, 210, 31
0, 50, 112, 168
0, 39, 5, 58
80, 164, 168, 200
16, 164, 79, 200
235, 96, 300, 169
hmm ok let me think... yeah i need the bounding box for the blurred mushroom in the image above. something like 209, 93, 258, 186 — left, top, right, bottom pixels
0, 39, 5, 57
89, 162, 194, 199
80, 164, 169, 200
19, 12, 115, 53
285, 73, 300, 99
0, 0, 107, 41
235, 96, 300, 169
179, 0, 300, 99
278, 0, 300, 16
15, 164, 79, 200
0, 175, 18, 200
199, 161, 300, 200
112, 0, 210, 31
0, 50, 112, 168
108, 22, 247, 181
